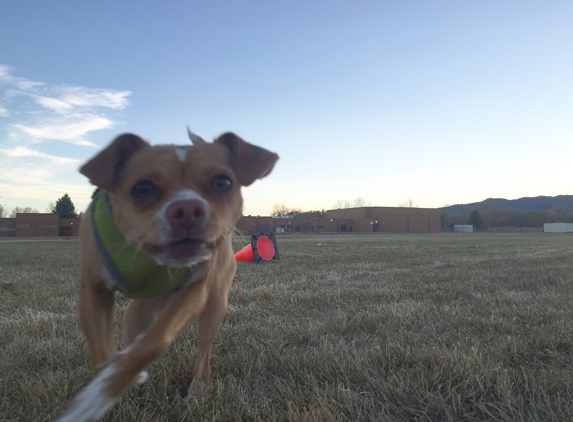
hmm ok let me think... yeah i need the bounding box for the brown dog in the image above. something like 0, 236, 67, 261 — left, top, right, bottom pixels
58, 130, 278, 421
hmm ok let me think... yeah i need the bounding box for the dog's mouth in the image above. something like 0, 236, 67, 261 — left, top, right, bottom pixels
143, 236, 223, 266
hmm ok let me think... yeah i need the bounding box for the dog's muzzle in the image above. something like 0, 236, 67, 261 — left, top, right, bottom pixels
143, 235, 224, 267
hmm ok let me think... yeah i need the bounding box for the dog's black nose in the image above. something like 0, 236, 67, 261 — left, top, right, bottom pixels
166, 199, 207, 229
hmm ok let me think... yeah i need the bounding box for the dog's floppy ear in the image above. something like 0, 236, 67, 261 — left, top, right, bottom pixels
80, 133, 149, 191
215, 132, 279, 186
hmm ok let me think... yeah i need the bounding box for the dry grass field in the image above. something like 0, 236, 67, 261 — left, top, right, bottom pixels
1, 233, 572, 421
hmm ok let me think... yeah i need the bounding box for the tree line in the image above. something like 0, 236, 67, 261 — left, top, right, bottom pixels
268, 200, 573, 231
0, 194, 78, 218
441, 208, 573, 231
271, 197, 371, 218
271, 197, 421, 218
271, 203, 326, 218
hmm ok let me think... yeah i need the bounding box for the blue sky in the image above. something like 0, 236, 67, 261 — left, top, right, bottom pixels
1, 1, 572, 216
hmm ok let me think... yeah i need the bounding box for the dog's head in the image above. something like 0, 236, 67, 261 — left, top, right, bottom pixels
80, 131, 278, 267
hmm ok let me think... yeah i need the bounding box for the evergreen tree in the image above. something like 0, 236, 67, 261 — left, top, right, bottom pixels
468, 210, 485, 231
51, 194, 78, 218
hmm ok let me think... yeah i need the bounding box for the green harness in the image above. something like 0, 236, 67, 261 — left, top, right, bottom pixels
91, 190, 199, 300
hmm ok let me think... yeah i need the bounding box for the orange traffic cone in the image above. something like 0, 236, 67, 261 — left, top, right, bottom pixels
235, 230, 280, 263
234, 243, 255, 262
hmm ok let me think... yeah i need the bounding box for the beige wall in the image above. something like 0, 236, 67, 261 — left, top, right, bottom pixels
237, 207, 440, 235
0, 214, 82, 237
236, 216, 293, 234
285, 207, 441, 234
15, 213, 59, 237
0, 218, 16, 237
322, 207, 440, 233
1, 207, 441, 238
59, 218, 81, 236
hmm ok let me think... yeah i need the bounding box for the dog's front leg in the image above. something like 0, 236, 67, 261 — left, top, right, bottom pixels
122, 298, 164, 346
188, 287, 230, 398
58, 282, 210, 422
78, 279, 116, 373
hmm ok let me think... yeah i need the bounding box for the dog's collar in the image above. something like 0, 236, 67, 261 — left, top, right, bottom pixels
91, 189, 205, 299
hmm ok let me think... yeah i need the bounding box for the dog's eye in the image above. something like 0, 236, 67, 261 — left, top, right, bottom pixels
211, 175, 233, 192
131, 180, 156, 198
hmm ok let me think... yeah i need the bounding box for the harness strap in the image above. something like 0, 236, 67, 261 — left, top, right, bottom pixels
91, 190, 200, 299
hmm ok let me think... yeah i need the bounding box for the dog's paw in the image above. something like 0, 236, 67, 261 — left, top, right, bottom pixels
185, 377, 207, 401
135, 370, 149, 384
57, 364, 120, 422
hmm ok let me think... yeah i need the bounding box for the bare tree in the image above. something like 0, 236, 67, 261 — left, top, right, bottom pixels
0, 196, 6, 218
11, 206, 39, 216
333, 199, 351, 209
398, 199, 419, 208
272, 203, 291, 217
289, 207, 302, 217
353, 197, 366, 207
295, 209, 327, 218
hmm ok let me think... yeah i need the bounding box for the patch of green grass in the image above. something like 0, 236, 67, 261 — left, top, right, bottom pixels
1, 234, 572, 421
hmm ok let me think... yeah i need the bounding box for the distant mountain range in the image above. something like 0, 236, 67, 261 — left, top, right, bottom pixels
441, 195, 573, 214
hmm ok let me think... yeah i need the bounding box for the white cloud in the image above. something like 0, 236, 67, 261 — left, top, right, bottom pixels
0, 64, 131, 213
57, 86, 130, 109
34, 96, 73, 112
0, 64, 131, 146
0, 64, 44, 90
0, 147, 80, 165
11, 113, 114, 146
32, 86, 130, 114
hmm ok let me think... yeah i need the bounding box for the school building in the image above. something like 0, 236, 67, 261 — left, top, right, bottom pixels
237, 206, 441, 234
1, 206, 441, 238
0, 213, 80, 237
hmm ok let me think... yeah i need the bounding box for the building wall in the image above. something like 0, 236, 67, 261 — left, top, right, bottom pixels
378, 216, 408, 233
326, 207, 440, 233
15, 213, 59, 237
279, 207, 441, 234
544, 223, 573, 233
291, 218, 318, 233
326, 207, 370, 219
352, 218, 374, 233
59, 217, 81, 236
236, 216, 293, 234
2, 207, 442, 237
0, 214, 81, 237
1, 207, 442, 238
0, 218, 16, 237
319, 218, 338, 233
237, 210, 442, 235
454, 225, 473, 233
